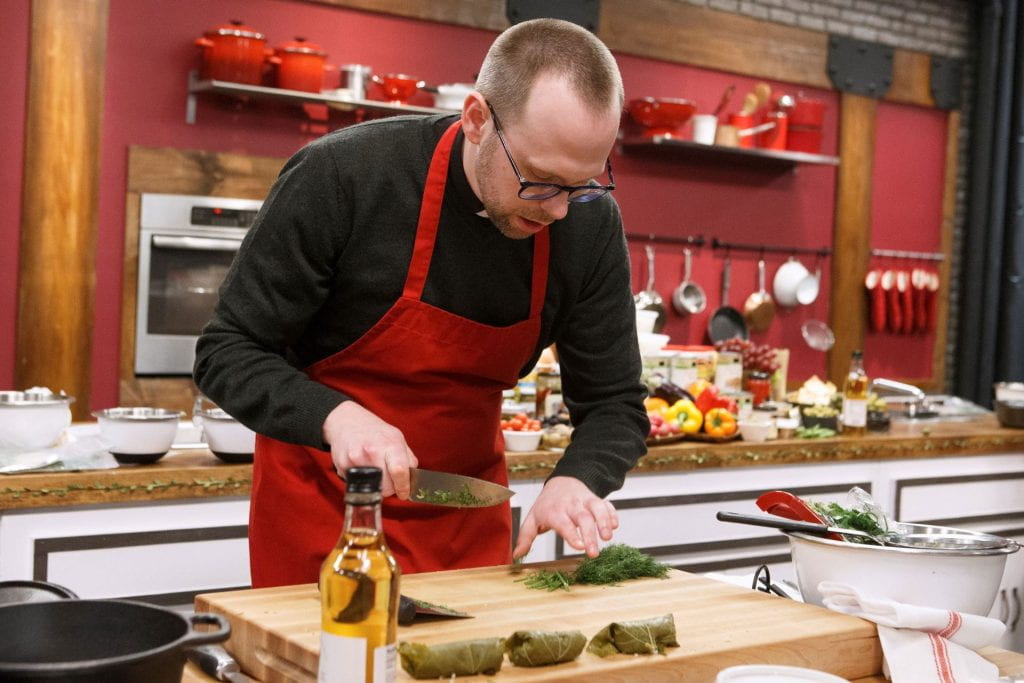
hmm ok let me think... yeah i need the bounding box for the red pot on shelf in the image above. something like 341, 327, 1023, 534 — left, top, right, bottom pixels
786, 95, 825, 154
195, 20, 269, 85
269, 37, 333, 93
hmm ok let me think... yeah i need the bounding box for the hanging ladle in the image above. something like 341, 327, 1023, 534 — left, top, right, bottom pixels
672, 248, 707, 315
634, 244, 667, 332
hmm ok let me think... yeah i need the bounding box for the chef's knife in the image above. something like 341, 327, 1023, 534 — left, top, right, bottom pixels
408, 468, 514, 508
187, 645, 257, 683
398, 594, 473, 625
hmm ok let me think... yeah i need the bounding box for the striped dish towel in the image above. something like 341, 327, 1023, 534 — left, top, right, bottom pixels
819, 581, 1004, 682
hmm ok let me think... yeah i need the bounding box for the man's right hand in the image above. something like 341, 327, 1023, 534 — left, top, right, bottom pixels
322, 401, 418, 499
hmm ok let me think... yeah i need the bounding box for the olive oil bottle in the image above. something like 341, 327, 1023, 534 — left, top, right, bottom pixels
842, 350, 869, 436
318, 467, 400, 683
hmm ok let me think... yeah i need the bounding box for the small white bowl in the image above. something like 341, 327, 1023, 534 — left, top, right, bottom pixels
503, 430, 542, 452
638, 332, 670, 356
93, 407, 184, 464
738, 420, 774, 443
0, 388, 74, 451
717, 664, 849, 683
197, 409, 256, 462
636, 309, 659, 334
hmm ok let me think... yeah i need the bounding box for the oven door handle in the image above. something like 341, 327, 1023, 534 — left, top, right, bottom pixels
151, 235, 243, 251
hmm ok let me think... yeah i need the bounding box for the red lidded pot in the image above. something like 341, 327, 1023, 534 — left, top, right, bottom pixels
270, 37, 332, 93
195, 20, 268, 85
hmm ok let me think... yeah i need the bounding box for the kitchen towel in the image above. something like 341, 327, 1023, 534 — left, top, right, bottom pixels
819, 581, 1004, 682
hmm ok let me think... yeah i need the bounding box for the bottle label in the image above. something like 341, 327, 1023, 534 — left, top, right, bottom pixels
843, 398, 868, 428
318, 634, 396, 683
374, 643, 397, 682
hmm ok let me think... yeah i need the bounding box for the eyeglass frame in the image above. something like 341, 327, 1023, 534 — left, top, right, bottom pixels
486, 102, 615, 203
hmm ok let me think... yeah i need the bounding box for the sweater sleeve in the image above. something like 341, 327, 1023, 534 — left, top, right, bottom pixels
193, 141, 351, 450
548, 201, 650, 497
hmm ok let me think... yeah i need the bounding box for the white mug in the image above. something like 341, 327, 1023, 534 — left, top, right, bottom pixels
692, 114, 718, 145
772, 257, 813, 308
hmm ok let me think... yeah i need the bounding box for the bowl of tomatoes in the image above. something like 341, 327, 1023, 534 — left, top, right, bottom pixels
502, 413, 543, 452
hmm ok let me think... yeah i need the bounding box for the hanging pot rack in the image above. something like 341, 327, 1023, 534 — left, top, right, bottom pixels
870, 248, 944, 261
625, 233, 706, 247
710, 237, 831, 258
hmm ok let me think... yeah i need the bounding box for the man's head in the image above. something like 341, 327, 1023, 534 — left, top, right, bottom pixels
461, 19, 624, 239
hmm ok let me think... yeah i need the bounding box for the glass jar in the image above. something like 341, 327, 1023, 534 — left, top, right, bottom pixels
745, 371, 772, 407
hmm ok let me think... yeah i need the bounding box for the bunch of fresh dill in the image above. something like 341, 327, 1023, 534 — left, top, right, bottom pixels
516, 544, 670, 592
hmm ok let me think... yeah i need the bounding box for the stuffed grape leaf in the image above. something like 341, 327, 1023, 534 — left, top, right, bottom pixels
505, 629, 586, 667
398, 637, 505, 679
586, 613, 679, 657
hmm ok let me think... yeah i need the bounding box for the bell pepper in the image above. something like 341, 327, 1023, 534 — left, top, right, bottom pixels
668, 399, 703, 434
694, 384, 739, 416
704, 407, 738, 438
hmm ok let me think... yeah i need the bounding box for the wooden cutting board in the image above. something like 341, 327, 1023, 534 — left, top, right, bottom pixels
195, 563, 882, 682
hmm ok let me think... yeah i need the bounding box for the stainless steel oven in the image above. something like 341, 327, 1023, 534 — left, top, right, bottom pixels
135, 193, 262, 375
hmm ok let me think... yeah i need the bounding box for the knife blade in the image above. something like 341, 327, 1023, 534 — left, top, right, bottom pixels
187, 645, 258, 683
408, 468, 514, 508
398, 594, 473, 625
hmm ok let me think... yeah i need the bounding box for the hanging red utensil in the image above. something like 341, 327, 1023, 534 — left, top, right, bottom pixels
900, 269, 914, 334
865, 269, 885, 333
926, 271, 940, 332
882, 270, 902, 334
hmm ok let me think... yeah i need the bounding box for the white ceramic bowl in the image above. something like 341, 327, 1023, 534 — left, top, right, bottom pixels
738, 420, 773, 443
638, 332, 670, 356
772, 258, 813, 308
92, 407, 184, 464
636, 309, 659, 334
196, 408, 256, 461
434, 82, 474, 110
717, 665, 849, 682
788, 524, 1017, 616
503, 429, 542, 452
0, 388, 74, 451
995, 382, 1024, 402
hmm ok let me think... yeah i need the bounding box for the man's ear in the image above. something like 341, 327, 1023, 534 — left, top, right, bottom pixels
461, 92, 489, 145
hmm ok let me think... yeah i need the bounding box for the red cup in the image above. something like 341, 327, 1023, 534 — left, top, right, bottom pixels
729, 113, 755, 148
786, 96, 825, 153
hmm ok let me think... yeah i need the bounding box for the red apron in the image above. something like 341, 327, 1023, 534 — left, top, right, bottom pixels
249, 121, 550, 587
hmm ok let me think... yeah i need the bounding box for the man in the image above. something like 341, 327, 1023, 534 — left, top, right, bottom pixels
194, 18, 648, 588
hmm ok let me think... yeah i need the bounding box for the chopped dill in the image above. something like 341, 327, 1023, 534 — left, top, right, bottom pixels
516, 544, 670, 592
413, 483, 493, 507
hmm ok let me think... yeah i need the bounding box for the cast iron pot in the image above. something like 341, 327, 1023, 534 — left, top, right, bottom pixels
0, 599, 230, 682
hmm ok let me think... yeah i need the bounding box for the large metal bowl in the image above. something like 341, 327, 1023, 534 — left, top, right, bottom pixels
788, 522, 1019, 616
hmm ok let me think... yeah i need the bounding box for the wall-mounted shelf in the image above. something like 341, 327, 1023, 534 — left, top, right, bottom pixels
620, 135, 840, 171
185, 70, 458, 124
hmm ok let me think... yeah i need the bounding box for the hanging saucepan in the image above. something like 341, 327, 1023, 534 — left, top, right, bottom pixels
0, 599, 230, 682
634, 245, 667, 332
708, 256, 749, 343
672, 248, 707, 315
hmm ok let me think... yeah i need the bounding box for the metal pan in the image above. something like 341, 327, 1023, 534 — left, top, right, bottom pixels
708, 257, 749, 342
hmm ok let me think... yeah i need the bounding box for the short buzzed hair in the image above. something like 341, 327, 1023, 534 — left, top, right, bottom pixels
475, 18, 624, 124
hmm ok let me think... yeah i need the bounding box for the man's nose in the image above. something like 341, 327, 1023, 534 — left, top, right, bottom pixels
539, 193, 571, 221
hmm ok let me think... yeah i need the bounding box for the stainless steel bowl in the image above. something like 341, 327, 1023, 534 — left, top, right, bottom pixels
92, 407, 183, 422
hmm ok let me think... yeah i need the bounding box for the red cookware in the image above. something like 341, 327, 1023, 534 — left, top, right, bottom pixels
371, 74, 425, 104
912, 268, 927, 333
926, 271, 940, 332
900, 270, 914, 334
269, 37, 333, 93
786, 95, 825, 154
865, 269, 885, 333
195, 20, 269, 85
882, 270, 901, 334
755, 490, 844, 541
628, 97, 697, 139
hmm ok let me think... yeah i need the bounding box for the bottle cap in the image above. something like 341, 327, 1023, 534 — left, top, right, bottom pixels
346, 467, 382, 493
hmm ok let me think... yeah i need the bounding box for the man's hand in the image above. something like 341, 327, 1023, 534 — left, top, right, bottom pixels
512, 476, 618, 560
322, 401, 418, 499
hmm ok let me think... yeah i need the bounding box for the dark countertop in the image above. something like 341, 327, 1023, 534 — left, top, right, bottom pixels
3, 416, 1022, 511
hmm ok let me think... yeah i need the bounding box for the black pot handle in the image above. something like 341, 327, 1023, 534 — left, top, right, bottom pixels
179, 612, 232, 648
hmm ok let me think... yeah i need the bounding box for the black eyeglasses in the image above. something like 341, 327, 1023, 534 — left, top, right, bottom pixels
487, 103, 615, 204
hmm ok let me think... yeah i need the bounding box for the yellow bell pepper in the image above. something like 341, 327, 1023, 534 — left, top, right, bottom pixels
704, 407, 738, 438
668, 399, 703, 434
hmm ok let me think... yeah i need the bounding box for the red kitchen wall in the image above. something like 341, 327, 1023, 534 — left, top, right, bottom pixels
864, 102, 948, 381
0, 1, 30, 391
0, 0, 944, 406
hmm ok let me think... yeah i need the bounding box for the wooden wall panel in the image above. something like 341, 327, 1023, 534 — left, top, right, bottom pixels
828, 94, 878, 385
928, 111, 960, 392
17, 0, 108, 420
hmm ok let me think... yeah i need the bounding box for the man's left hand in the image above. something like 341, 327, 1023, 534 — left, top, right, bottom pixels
512, 476, 618, 560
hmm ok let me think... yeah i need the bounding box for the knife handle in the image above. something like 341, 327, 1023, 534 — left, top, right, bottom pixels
187, 644, 240, 681
398, 594, 417, 626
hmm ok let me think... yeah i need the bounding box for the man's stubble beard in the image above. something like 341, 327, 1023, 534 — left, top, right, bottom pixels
475, 133, 547, 240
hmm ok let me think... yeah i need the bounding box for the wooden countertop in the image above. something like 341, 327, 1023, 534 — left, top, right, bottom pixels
4, 416, 1023, 511
184, 562, 1024, 682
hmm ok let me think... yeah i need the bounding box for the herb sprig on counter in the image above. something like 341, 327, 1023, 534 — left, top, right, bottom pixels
516, 544, 670, 592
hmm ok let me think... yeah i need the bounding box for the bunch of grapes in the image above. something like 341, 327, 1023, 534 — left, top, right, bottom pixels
714, 338, 780, 375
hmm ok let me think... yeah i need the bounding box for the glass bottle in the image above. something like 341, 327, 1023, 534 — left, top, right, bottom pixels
318, 467, 400, 683
535, 363, 562, 420
842, 350, 869, 436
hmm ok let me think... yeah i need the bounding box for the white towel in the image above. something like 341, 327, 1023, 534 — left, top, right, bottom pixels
819, 581, 1004, 683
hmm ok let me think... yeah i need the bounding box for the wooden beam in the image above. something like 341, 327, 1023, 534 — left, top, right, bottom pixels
828, 94, 877, 386
312, 0, 938, 108
927, 111, 960, 393
17, 0, 108, 420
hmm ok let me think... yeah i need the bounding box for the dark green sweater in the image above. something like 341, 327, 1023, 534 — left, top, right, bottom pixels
194, 114, 648, 497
